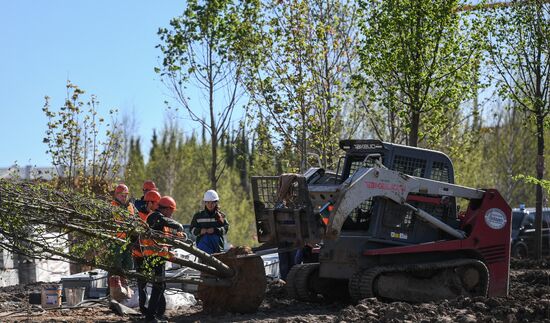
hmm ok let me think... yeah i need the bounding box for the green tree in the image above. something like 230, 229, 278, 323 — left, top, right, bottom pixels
249, 112, 280, 176
216, 169, 257, 247
453, 106, 538, 207
143, 121, 257, 246
243, 0, 358, 171
157, 0, 258, 190
124, 138, 146, 197
234, 125, 250, 193
486, 0, 550, 258
356, 0, 483, 147
42, 81, 122, 195
146, 120, 187, 198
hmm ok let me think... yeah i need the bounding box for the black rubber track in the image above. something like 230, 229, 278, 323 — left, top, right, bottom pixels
294, 263, 320, 301
348, 258, 490, 303
285, 263, 302, 299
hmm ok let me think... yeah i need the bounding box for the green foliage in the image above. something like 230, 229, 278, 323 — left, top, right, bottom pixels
356, 0, 484, 147
242, 0, 358, 171
215, 166, 257, 247
249, 112, 280, 176
485, 1, 549, 257
42, 81, 123, 195
0, 179, 144, 273
137, 121, 258, 247
514, 174, 550, 195
157, 0, 259, 189
124, 138, 146, 197
485, 0, 550, 115
452, 108, 540, 207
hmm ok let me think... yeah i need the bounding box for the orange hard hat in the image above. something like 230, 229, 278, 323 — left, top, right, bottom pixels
158, 196, 177, 210
144, 190, 161, 203
142, 180, 157, 191
114, 184, 129, 194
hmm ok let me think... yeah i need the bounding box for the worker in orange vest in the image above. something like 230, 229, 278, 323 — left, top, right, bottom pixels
142, 196, 184, 322
133, 190, 161, 315
108, 184, 136, 301
110, 184, 135, 270
134, 180, 158, 221
112, 184, 135, 215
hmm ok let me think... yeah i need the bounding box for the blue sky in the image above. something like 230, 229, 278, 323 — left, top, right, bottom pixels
0, 1, 204, 166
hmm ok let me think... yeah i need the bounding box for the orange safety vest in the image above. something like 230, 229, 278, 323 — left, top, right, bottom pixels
163, 226, 185, 239
133, 218, 183, 259
133, 238, 172, 259
111, 200, 135, 239
133, 210, 152, 258
138, 210, 149, 222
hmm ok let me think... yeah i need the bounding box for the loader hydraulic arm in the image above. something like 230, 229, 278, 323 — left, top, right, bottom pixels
324, 166, 485, 240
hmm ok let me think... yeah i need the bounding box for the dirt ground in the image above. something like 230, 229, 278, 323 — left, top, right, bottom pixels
1, 258, 549, 322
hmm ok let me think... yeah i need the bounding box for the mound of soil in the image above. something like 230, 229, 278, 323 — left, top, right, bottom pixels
0, 257, 549, 322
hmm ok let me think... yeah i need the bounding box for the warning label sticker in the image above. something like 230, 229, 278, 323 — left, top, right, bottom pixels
390, 232, 408, 239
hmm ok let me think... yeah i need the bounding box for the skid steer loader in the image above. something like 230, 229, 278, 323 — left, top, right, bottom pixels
251, 139, 511, 303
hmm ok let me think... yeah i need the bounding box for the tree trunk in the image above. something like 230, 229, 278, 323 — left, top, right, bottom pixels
301, 107, 307, 172
210, 84, 217, 191
209, 44, 217, 190
409, 109, 420, 147
534, 113, 545, 259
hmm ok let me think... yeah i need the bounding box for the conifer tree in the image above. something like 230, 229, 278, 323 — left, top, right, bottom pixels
124, 138, 146, 197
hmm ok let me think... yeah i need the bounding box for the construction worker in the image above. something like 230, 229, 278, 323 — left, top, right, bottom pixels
108, 184, 136, 301
111, 184, 135, 271
133, 190, 161, 315
190, 190, 229, 254
142, 195, 184, 322
134, 180, 158, 222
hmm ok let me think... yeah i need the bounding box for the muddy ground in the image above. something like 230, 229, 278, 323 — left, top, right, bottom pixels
1, 258, 549, 322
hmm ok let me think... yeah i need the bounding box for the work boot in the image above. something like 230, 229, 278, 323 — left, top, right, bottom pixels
144, 316, 167, 323
139, 306, 147, 315
144, 316, 159, 323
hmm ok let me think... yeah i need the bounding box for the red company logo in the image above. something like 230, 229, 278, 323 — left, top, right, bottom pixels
365, 181, 405, 193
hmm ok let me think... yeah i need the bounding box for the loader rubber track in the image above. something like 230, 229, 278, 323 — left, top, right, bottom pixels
349, 266, 385, 303
349, 258, 489, 303
285, 263, 301, 299
348, 271, 362, 302
287, 263, 320, 302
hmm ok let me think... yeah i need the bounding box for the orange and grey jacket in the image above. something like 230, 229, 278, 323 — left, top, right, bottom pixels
111, 200, 136, 239
133, 210, 184, 259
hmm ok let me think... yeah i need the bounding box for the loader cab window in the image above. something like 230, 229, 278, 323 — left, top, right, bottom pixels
340, 153, 384, 231
393, 155, 426, 177
381, 202, 415, 231
431, 161, 451, 183
338, 141, 457, 237
344, 154, 385, 181
342, 199, 373, 230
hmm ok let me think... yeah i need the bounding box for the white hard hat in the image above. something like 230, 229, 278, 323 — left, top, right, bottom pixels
203, 189, 219, 202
